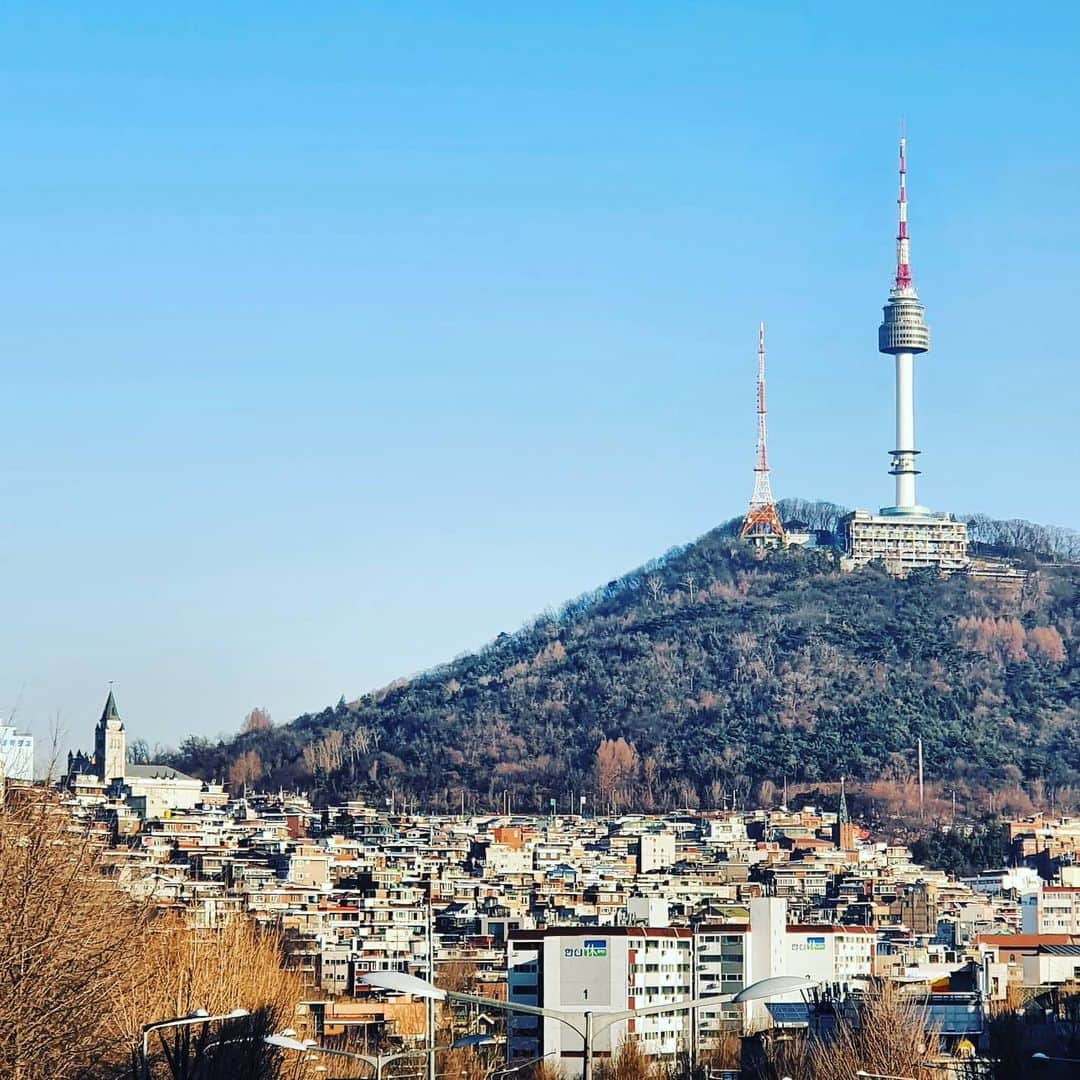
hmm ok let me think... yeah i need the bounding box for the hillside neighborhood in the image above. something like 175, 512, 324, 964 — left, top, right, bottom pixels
47, 695, 1080, 1073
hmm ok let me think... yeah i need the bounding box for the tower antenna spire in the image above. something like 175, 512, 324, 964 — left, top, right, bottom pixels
740, 322, 785, 545
895, 121, 912, 292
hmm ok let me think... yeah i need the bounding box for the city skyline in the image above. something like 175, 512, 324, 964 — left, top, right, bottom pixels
2, 5, 1078, 750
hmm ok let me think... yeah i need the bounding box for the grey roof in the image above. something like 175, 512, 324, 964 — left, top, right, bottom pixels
1039, 944, 1080, 956
126, 763, 198, 782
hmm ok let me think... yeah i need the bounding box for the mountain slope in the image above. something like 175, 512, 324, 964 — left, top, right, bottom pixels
174, 509, 1080, 812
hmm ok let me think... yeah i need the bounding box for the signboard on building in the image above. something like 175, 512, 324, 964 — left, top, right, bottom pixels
560, 937, 611, 1006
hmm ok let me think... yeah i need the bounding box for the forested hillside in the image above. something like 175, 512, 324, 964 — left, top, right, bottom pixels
172, 504, 1080, 814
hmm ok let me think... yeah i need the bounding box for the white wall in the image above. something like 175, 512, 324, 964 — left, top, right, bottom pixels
0, 726, 33, 781
639, 833, 676, 873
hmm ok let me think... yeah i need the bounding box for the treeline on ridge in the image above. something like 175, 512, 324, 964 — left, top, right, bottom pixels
168, 501, 1080, 815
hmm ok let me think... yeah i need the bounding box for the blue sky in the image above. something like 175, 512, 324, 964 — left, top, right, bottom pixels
1, 3, 1077, 756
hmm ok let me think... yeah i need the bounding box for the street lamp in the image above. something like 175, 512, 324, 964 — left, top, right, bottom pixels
1032, 1052, 1080, 1064
140, 1008, 250, 1080
490, 1050, 559, 1078
361, 971, 817, 1080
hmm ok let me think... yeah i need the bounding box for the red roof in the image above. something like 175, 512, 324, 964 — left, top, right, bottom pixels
975, 933, 1074, 948
787, 925, 875, 935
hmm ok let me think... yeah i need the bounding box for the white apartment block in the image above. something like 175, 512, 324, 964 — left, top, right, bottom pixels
507, 900, 874, 1073
1037, 887, 1080, 934
638, 832, 676, 873
507, 928, 693, 1077
0, 725, 33, 781
696, 899, 873, 1036
1021, 945, 1080, 988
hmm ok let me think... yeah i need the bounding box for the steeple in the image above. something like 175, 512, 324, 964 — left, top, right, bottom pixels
100, 688, 122, 728
94, 687, 126, 784
833, 775, 856, 851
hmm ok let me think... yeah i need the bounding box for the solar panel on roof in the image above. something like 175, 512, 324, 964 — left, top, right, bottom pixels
765, 1002, 810, 1026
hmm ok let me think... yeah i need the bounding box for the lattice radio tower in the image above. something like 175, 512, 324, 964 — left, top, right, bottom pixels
739, 322, 785, 545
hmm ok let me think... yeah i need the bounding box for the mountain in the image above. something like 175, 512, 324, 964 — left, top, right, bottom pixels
172, 503, 1080, 814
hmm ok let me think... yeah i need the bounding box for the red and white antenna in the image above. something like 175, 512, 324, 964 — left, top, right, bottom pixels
740, 322, 784, 544
894, 123, 913, 291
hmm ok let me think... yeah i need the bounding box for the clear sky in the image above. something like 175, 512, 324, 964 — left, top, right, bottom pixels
2, 3, 1077, 759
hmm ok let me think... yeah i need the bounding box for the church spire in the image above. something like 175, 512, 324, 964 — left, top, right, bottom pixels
100, 687, 123, 728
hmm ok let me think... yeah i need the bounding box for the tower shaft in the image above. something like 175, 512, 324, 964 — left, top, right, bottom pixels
740, 323, 784, 543
894, 352, 916, 508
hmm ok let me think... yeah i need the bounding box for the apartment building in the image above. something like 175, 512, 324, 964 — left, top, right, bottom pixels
1036, 887, 1080, 935
507, 928, 694, 1076
506, 900, 874, 1073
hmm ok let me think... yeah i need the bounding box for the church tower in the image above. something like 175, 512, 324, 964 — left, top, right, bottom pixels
833, 775, 857, 851
94, 689, 126, 783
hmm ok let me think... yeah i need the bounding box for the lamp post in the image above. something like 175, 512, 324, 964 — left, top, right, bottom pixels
362, 970, 817, 1080
140, 1008, 250, 1080
489, 1049, 558, 1079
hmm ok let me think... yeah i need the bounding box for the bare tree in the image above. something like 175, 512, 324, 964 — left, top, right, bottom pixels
0, 791, 154, 1080
0, 790, 315, 1080
595, 738, 639, 812
241, 707, 273, 734
803, 982, 938, 1080
229, 750, 263, 795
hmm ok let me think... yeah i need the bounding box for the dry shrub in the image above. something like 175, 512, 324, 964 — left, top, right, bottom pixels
0, 790, 314, 1080
439, 1045, 498, 1080
0, 791, 155, 1080
527, 1061, 566, 1080
699, 1031, 740, 1071
747, 1030, 808, 1080
595, 1035, 657, 1080
804, 982, 937, 1080
115, 915, 312, 1078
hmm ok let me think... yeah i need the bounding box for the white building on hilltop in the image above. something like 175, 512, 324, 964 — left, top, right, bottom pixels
0, 723, 34, 781
64, 690, 204, 816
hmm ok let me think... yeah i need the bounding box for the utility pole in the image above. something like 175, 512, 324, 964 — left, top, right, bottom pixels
917, 737, 925, 817
426, 884, 436, 1080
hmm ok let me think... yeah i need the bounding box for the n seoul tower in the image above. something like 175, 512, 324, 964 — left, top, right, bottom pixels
842, 132, 968, 574
877, 131, 931, 515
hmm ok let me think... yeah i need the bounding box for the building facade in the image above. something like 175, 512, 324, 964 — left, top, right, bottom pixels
0, 724, 34, 781
506, 900, 873, 1074
843, 511, 969, 576
507, 928, 694, 1076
